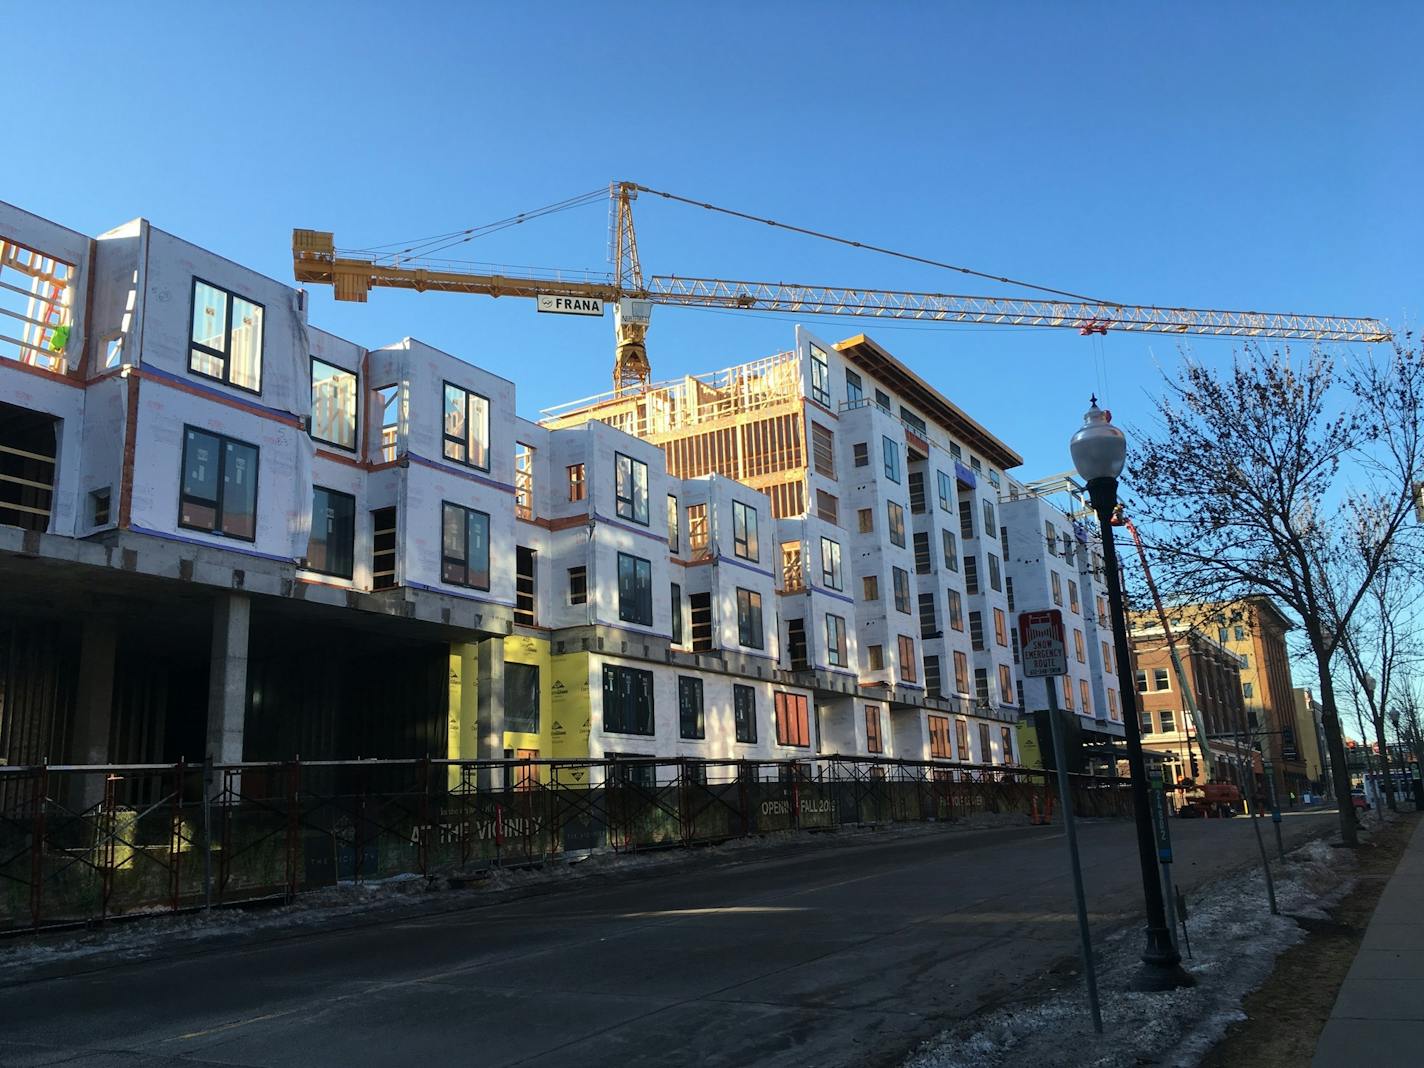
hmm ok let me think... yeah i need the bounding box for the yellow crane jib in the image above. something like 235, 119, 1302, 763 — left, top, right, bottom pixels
291, 183, 1394, 394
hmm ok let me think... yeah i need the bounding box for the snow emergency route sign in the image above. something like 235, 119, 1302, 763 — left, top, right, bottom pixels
1018, 609, 1068, 678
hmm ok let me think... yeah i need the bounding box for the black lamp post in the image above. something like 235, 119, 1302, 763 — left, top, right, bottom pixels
1071, 397, 1192, 991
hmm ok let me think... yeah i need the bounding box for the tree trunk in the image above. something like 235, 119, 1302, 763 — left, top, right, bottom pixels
1314, 642, 1359, 846
1372, 711, 1398, 811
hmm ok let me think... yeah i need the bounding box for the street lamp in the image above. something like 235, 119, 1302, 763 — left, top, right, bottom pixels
1071, 396, 1192, 991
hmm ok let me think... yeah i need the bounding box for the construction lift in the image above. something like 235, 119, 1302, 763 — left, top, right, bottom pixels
292, 181, 1392, 394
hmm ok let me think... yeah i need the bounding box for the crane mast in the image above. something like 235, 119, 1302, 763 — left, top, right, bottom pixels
291, 182, 1392, 393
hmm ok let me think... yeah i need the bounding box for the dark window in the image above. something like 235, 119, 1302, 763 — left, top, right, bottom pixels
960, 504, 974, 541
988, 553, 1002, 592
981, 500, 995, 538
929, 714, 952, 758
809, 344, 831, 406
603, 665, 655, 735
887, 501, 906, 547
816, 490, 838, 524
775, 692, 811, 747
874, 388, 891, 412
893, 567, 911, 614
607, 754, 657, 789
678, 676, 705, 740
310, 357, 357, 450
442, 382, 490, 470
898, 635, 917, 683
671, 583, 683, 644
736, 587, 764, 649
441, 502, 491, 589
734, 684, 758, 743
189, 278, 263, 392
883, 436, 900, 483
615, 453, 649, 524
733, 500, 759, 561
975, 668, 990, 707
569, 566, 588, 605
969, 611, 984, 651
1135, 670, 1148, 692
964, 555, 980, 595
853, 442, 869, 467
820, 537, 842, 589
942, 529, 958, 571
865, 706, 883, 753
505, 662, 540, 733
826, 613, 848, 667
617, 552, 653, 626
948, 589, 964, 630
845, 368, 864, 405
937, 470, 954, 512
179, 426, 258, 541
371, 506, 397, 589
306, 486, 355, 578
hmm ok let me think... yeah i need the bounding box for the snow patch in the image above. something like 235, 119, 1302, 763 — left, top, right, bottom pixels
907, 830, 1356, 1068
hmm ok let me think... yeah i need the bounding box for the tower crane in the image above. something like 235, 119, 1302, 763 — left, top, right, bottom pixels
292, 181, 1391, 394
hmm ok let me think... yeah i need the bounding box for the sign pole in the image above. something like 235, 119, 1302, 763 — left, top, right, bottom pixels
1024, 608, 1103, 1035
1148, 767, 1179, 954
1044, 677, 1102, 1034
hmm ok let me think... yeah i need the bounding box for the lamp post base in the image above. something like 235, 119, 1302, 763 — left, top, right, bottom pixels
1130, 927, 1196, 992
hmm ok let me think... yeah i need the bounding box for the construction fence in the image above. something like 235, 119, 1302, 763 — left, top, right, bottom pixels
0, 756, 1134, 933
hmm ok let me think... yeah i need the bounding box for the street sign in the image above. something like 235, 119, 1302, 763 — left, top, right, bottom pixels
536, 294, 604, 316
1149, 782, 1174, 863
1018, 610, 1068, 678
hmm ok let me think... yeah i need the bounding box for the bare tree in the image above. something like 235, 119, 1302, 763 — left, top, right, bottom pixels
1390, 681, 1424, 772
1128, 338, 1424, 846
1338, 549, 1422, 810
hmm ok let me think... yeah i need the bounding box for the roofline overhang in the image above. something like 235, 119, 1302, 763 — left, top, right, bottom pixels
833, 333, 1023, 471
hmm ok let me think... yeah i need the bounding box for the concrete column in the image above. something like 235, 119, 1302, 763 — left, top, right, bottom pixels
476, 636, 506, 791
72, 618, 117, 811
206, 593, 250, 765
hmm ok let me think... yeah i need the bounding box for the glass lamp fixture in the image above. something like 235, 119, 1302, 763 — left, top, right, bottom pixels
1070, 396, 1127, 482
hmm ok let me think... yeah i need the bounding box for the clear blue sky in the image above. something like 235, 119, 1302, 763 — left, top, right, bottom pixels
9, 2, 1420, 477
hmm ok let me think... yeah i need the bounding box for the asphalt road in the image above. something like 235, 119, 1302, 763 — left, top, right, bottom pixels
0, 809, 1339, 1067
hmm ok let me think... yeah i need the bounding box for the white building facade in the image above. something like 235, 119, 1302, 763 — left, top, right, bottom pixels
0, 197, 1124, 780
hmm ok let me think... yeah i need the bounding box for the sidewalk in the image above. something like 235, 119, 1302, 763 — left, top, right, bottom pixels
1313, 816, 1424, 1064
